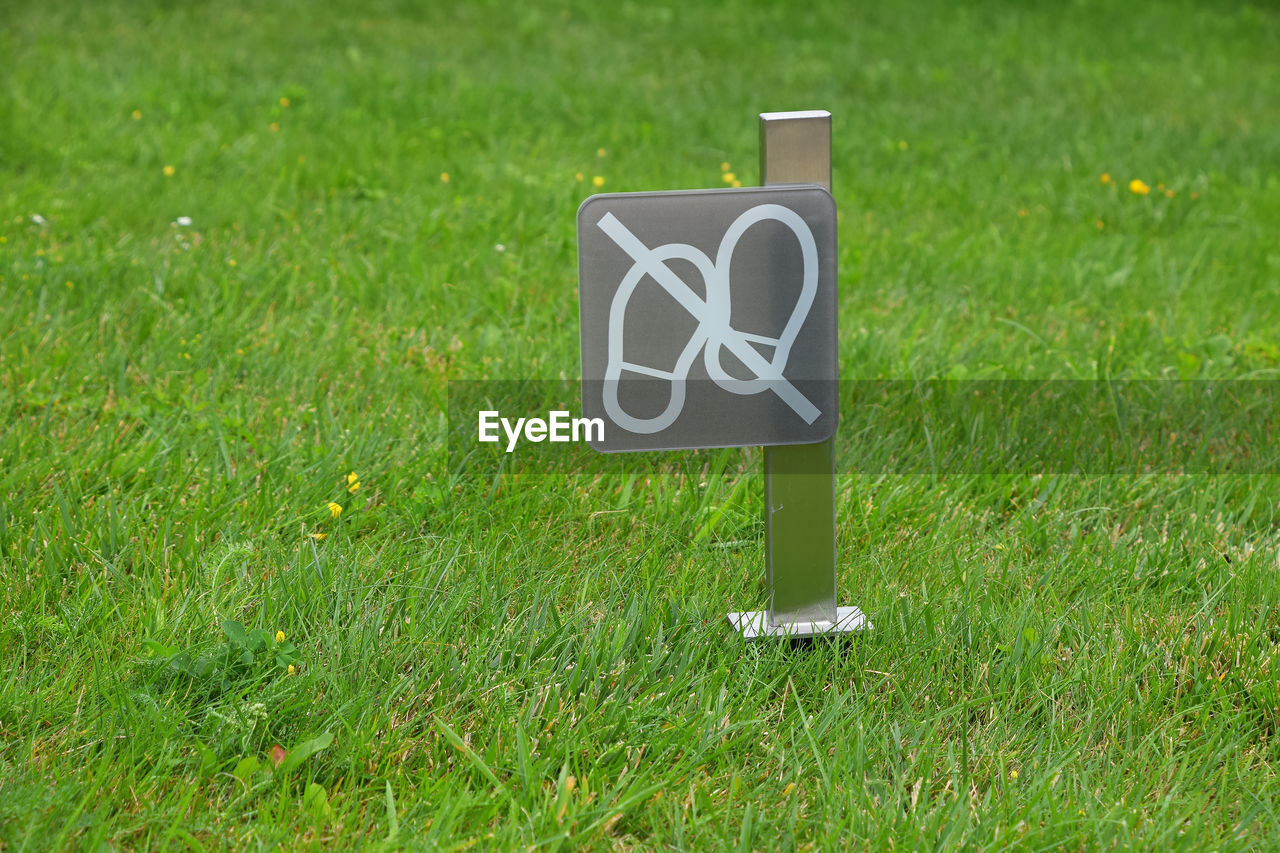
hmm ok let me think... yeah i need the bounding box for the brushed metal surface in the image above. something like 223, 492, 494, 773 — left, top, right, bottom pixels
760, 110, 840, 627
765, 437, 837, 624
727, 605, 869, 640
760, 110, 832, 188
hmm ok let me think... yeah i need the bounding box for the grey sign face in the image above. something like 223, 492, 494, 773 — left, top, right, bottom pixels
578, 185, 837, 452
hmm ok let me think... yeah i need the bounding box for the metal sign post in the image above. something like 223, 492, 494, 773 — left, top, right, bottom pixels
725, 111, 869, 639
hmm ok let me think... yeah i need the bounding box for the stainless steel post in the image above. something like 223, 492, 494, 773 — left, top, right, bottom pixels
727, 110, 870, 639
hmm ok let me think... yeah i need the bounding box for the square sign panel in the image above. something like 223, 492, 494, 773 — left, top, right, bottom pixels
578, 185, 837, 452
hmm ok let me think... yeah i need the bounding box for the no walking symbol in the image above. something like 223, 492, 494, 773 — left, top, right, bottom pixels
577, 185, 838, 452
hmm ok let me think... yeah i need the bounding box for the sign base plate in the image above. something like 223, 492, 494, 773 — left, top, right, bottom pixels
727, 606, 871, 640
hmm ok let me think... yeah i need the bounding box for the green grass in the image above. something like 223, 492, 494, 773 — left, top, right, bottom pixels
3, 0, 1279, 848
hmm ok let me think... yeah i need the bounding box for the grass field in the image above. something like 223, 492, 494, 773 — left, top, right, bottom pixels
3, 0, 1280, 848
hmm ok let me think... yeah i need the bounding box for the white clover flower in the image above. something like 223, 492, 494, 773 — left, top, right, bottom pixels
175, 216, 192, 227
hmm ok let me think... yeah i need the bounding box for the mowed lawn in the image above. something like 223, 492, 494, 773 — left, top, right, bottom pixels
3, 0, 1279, 848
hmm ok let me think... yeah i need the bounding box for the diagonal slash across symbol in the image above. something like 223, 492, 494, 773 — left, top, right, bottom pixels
597, 204, 822, 435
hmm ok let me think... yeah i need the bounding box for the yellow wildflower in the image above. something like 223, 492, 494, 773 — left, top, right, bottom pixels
731, 180, 741, 188
162, 165, 175, 177
1100, 172, 1111, 185
592, 176, 605, 188
347, 472, 361, 493
574, 172, 583, 182
722, 172, 736, 184
440, 172, 449, 183
898, 140, 908, 150
1129, 179, 1150, 195
1096, 220, 1105, 230
596, 147, 606, 158
269, 122, 279, 133
347, 472, 359, 486
720, 162, 731, 172
1009, 769, 1019, 780
309, 532, 327, 540
131, 109, 142, 121
328, 501, 342, 519
276, 630, 285, 643
1165, 189, 1174, 198
280, 97, 290, 108
288, 664, 296, 675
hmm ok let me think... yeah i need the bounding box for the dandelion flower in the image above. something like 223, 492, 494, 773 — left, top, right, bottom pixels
1165, 189, 1174, 198
276, 630, 285, 643
270, 122, 279, 133
1129, 179, 1150, 195
163, 165, 175, 177
328, 501, 342, 519
720, 162, 731, 172
131, 109, 142, 121
574, 172, 584, 182
1100, 173, 1111, 185
898, 140, 908, 150
596, 148, 606, 158
722, 172, 736, 184
440, 172, 449, 183
1096, 220, 1105, 230
731, 180, 741, 188
280, 97, 290, 108
309, 532, 327, 540
1009, 769, 1019, 780
592, 176, 605, 188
